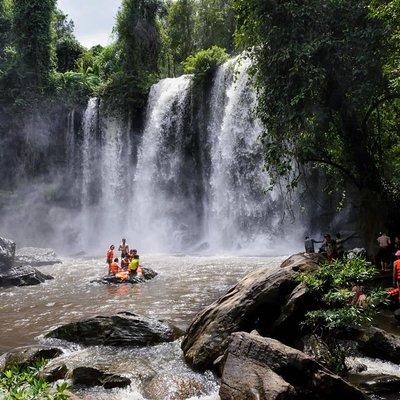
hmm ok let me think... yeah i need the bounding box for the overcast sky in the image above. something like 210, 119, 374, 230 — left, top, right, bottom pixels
58, 0, 122, 48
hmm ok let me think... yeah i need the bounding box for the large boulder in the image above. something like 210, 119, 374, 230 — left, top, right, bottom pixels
45, 311, 182, 346
15, 247, 61, 267
0, 266, 53, 288
0, 346, 63, 371
182, 253, 319, 370
0, 236, 16, 272
219, 332, 367, 400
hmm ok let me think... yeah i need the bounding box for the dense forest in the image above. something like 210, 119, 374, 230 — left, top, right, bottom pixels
0, 0, 399, 239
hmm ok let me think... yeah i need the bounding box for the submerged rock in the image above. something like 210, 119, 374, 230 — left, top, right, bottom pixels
94, 267, 158, 285
45, 311, 182, 346
0, 346, 63, 371
15, 247, 62, 267
219, 332, 367, 400
0, 266, 53, 288
72, 366, 131, 389
359, 374, 400, 394
182, 253, 319, 369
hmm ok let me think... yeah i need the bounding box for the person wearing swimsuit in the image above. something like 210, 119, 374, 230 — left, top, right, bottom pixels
118, 238, 129, 259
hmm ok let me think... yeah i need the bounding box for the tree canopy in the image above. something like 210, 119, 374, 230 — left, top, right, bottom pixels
234, 0, 400, 228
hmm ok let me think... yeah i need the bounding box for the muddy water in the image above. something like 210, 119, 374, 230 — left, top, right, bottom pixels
0, 254, 285, 399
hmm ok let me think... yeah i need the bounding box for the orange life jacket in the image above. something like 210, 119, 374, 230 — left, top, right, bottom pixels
110, 262, 120, 275
106, 249, 114, 261
394, 260, 400, 281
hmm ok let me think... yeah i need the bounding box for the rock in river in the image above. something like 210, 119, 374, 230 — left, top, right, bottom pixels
0, 236, 54, 287
46, 312, 182, 346
15, 247, 62, 267
0, 345, 63, 371
182, 253, 320, 369
219, 332, 367, 400
95, 267, 158, 285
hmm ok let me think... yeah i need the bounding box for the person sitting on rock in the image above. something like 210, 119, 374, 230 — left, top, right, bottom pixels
129, 254, 140, 276
106, 245, 115, 268
351, 284, 367, 308
110, 258, 120, 275
121, 255, 130, 271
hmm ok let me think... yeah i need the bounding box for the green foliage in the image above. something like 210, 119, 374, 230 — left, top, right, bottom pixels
11, 0, 56, 89
53, 9, 84, 73
102, 0, 163, 113
0, 359, 70, 400
299, 256, 389, 330
194, 0, 236, 52
52, 71, 100, 107
234, 0, 400, 217
183, 46, 229, 83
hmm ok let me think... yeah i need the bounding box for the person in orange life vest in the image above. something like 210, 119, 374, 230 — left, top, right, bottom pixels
110, 258, 120, 275
393, 251, 400, 288
106, 245, 115, 267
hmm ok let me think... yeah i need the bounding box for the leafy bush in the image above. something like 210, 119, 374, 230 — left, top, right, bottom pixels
183, 46, 228, 83
298, 256, 389, 375
0, 359, 70, 400
299, 256, 388, 330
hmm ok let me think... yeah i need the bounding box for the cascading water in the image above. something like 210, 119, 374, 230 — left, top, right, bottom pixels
66, 56, 300, 253
130, 75, 196, 251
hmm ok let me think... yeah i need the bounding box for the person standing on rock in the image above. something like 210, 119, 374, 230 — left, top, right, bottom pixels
377, 232, 391, 272
304, 236, 322, 254
335, 232, 356, 259
106, 245, 115, 269
320, 234, 337, 260
118, 238, 129, 259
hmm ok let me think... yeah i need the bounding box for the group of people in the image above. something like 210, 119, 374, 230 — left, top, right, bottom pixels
304, 232, 355, 260
106, 238, 141, 277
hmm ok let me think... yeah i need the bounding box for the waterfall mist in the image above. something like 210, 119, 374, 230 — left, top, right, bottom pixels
0, 56, 305, 255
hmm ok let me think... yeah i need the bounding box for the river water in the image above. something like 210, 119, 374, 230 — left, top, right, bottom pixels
0, 254, 286, 399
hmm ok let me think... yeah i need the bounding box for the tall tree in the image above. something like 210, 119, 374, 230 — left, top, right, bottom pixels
166, 0, 195, 74
195, 0, 235, 52
102, 0, 163, 112
53, 9, 84, 73
235, 0, 400, 234
11, 0, 56, 89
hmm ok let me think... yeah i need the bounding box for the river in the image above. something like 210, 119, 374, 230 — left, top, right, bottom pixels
0, 253, 286, 399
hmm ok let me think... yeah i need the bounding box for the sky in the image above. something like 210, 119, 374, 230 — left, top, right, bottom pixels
58, 0, 122, 48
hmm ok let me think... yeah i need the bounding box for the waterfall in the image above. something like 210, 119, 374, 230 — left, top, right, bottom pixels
204, 56, 285, 251
130, 76, 195, 251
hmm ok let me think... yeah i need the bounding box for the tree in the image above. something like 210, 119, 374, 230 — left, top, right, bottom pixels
53, 9, 84, 73
195, 0, 236, 52
102, 0, 163, 113
235, 0, 400, 235
166, 0, 195, 75
11, 0, 56, 89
